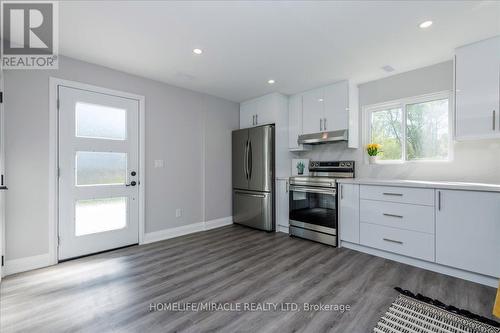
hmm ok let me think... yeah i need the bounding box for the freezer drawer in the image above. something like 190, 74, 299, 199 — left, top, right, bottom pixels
233, 189, 274, 231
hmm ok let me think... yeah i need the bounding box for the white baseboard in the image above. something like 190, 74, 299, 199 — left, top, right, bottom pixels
205, 216, 233, 230
341, 241, 499, 288
4, 253, 53, 276
142, 216, 233, 245
276, 225, 289, 234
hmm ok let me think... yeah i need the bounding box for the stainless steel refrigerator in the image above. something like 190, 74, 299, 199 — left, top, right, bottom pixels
232, 125, 275, 232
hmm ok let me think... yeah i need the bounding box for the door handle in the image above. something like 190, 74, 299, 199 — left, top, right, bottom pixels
383, 192, 403, 196
493, 110, 496, 131
324, 118, 327, 131
126, 181, 137, 187
383, 213, 403, 218
320, 118, 323, 131
244, 140, 249, 180
438, 191, 442, 211
248, 141, 253, 179
234, 190, 266, 198
383, 238, 403, 245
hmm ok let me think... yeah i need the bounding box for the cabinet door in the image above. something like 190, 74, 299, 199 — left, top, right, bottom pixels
276, 179, 289, 230
240, 100, 257, 128
288, 94, 302, 149
455, 37, 500, 140
302, 88, 324, 134
339, 184, 360, 244
324, 81, 349, 132
436, 190, 500, 277
255, 95, 275, 126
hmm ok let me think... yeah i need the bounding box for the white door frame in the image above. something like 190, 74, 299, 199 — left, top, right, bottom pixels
48, 77, 145, 265
0, 71, 5, 280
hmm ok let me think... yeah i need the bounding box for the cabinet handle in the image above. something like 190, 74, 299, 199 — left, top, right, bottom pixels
286, 181, 289, 193
324, 118, 327, 131
252, 115, 255, 126
383, 213, 403, 219
493, 110, 496, 131
438, 191, 441, 211
255, 114, 258, 125
383, 238, 403, 245
383, 192, 403, 196
320, 118, 323, 131
340, 185, 344, 200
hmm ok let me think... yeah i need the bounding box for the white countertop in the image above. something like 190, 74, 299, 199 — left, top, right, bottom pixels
336, 178, 500, 193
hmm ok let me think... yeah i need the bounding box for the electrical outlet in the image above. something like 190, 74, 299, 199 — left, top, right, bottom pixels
175, 208, 182, 218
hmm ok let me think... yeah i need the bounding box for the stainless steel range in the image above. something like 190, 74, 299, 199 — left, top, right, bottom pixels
288, 160, 355, 246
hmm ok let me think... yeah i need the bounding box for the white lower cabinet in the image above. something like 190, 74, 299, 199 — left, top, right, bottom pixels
339, 183, 500, 286
360, 223, 435, 262
339, 184, 360, 243
360, 200, 434, 234
276, 179, 289, 231
435, 190, 500, 278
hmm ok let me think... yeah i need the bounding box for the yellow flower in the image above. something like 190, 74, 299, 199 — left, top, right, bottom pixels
366, 143, 382, 156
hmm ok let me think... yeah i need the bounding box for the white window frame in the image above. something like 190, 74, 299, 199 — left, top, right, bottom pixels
362, 91, 453, 164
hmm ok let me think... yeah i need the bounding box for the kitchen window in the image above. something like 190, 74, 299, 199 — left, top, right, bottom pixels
364, 92, 451, 162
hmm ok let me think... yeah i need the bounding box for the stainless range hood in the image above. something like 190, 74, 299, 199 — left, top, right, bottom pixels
298, 129, 349, 145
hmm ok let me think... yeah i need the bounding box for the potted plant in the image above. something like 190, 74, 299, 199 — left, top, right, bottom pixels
366, 143, 382, 164
296, 161, 305, 175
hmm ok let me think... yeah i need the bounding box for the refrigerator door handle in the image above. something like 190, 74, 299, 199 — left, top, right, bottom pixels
244, 140, 249, 180
248, 140, 253, 180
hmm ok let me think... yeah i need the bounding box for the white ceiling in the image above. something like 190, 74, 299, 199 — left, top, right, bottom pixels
59, 1, 500, 102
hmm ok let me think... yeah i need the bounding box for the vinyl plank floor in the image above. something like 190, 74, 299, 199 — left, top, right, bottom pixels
1, 225, 497, 333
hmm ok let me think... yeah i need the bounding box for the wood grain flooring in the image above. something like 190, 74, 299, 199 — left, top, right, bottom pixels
1, 225, 497, 332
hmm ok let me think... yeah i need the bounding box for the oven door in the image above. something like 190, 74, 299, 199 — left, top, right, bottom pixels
289, 185, 337, 234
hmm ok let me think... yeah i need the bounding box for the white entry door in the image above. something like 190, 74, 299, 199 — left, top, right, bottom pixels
58, 86, 140, 260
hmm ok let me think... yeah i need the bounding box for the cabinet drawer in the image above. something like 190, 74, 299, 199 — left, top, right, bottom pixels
360, 200, 434, 234
360, 223, 435, 262
360, 185, 434, 206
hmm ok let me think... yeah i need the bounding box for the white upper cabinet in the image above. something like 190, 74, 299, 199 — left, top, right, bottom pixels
301, 81, 352, 135
239, 93, 290, 177
324, 81, 349, 132
436, 189, 500, 278
302, 88, 325, 134
240, 99, 258, 129
455, 36, 500, 140
240, 94, 282, 128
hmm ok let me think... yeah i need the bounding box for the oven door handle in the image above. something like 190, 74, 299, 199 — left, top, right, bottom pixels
289, 186, 336, 195
290, 181, 334, 187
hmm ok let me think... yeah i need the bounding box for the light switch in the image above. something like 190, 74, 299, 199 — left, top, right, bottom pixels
154, 160, 164, 168
175, 208, 182, 218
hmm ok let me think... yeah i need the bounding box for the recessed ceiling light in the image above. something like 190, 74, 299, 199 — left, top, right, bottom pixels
267, 79, 275, 84
381, 65, 395, 73
419, 20, 433, 29
193, 48, 203, 55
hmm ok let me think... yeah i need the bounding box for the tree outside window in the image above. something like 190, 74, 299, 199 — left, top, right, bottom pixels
367, 94, 450, 162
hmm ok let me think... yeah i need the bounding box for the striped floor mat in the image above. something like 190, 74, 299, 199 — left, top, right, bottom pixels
374, 292, 500, 333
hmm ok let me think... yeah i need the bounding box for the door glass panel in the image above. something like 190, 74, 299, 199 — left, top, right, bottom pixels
75, 102, 127, 140
289, 190, 336, 228
75, 197, 127, 236
75, 151, 127, 186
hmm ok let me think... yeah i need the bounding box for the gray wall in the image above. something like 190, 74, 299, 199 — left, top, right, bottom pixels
298, 61, 500, 184
4, 56, 239, 260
